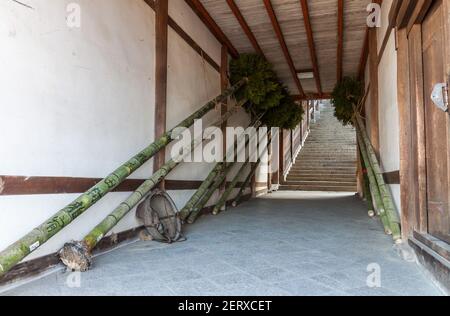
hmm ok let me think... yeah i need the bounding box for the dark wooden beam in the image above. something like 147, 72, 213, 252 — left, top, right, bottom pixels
293, 93, 331, 101
337, 0, 344, 83
358, 28, 369, 81
368, 26, 380, 156
144, 0, 219, 72
226, 0, 265, 58
185, 0, 239, 59
263, 0, 305, 97
219, 45, 229, 198
299, 0, 322, 95
0, 175, 249, 195
154, 0, 169, 189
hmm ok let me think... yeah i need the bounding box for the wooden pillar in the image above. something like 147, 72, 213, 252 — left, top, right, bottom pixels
368, 27, 380, 156
154, 0, 168, 189
220, 45, 228, 199
279, 129, 284, 182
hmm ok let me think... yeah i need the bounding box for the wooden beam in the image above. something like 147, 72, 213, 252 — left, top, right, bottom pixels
263, 0, 305, 97
293, 93, 331, 101
144, 0, 220, 72
396, 0, 417, 29
226, 0, 265, 58
154, 0, 168, 189
185, 0, 239, 59
219, 45, 229, 198
368, 26, 380, 156
337, 0, 344, 83
299, 0, 322, 95
358, 28, 369, 81
406, 0, 433, 35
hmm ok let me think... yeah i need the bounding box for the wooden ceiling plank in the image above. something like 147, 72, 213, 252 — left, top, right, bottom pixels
299, 0, 322, 95
263, 0, 305, 97
185, 0, 239, 58
226, 0, 265, 58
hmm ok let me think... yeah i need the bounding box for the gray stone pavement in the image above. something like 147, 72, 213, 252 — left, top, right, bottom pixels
1, 191, 443, 296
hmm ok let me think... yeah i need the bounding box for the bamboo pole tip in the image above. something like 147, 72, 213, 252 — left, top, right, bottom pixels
394, 238, 403, 245
385, 229, 393, 236
59, 241, 92, 272
368, 210, 376, 218
231, 201, 237, 207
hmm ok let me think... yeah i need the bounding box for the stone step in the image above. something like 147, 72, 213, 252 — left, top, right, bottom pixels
283, 180, 357, 186
279, 184, 357, 192
289, 169, 357, 175
287, 174, 356, 181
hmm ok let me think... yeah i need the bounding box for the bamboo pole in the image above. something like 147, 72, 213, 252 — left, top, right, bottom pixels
212, 161, 250, 215
185, 166, 232, 224
213, 131, 274, 214
232, 161, 261, 207
355, 118, 402, 242
359, 150, 375, 217
59, 105, 242, 271
357, 135, 392, 235
0, 79, 248, 277
179, 115, 264, 221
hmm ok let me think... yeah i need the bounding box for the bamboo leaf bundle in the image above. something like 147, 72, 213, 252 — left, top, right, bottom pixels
0, 79, 248, 277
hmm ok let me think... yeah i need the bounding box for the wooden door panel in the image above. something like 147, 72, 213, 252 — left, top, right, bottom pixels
422, 0, 450, 243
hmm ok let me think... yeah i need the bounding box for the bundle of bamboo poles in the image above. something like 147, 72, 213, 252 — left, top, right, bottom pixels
60, 101, 246, 271
179, 115, 264, 223
353, 113, 402, 244
0, 79, 248, 277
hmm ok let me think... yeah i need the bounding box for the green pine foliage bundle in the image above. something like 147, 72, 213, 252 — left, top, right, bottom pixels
331, 76, 363, 126
230, 54, 303, 129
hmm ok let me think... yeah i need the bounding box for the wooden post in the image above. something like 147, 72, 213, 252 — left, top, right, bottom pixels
154, 0, 169, 190
396, 27, 413, 239
279, 129, 284, 182
219, 45, 228, 204
368, 27, 380, 156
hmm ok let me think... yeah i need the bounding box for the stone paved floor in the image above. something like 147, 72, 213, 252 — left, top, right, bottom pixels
0, 192, 443, 296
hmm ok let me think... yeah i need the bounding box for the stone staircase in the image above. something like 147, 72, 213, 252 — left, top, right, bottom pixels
280, 102, 357, 192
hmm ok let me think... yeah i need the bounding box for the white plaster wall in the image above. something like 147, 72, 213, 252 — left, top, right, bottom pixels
377, 0, 393, 53
377, 33, 401, 212
0, 0, 249, 261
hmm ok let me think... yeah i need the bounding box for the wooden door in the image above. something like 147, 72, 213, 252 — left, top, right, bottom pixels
421, 0, 450, 243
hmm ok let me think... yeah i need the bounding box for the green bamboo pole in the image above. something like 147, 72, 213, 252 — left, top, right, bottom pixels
179, 115, 264, 221
357, 137, 391, 235
213, 132, 274, 215
185, 166, 232, 224
232, 160, 261, 207
212, 161, 251, 215
354, 118, 402, 242
59, 106, 241, 271
359, 150, 375, 217
0, 79, 248, 277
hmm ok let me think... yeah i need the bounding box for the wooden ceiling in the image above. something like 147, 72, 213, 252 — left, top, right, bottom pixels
187, 0, 371, 99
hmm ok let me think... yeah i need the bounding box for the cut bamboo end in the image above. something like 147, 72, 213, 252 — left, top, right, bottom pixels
394, 238, 403, 245
385, 229, 393, 236
368, 210, 376, 218
59, 241, 92, 272
231, 201, 237, 207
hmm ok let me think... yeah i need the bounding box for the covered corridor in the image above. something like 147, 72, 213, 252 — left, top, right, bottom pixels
1, 0, 450, 297
1, 192, 442, 296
